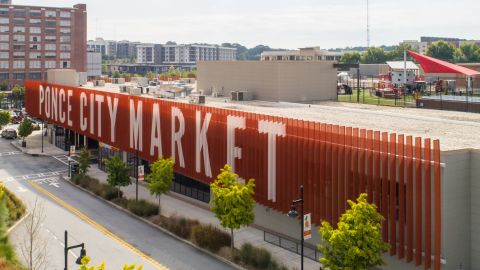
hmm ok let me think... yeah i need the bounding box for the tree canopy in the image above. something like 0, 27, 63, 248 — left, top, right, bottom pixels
78, 147, 93, 176
0, 111, 10, 128
146, 157, 174, 214
318, 193, 389, 270
17, 118, 33, 142
105, 156, 131, 197
454, 43, 480, 63
426, 40, 456, 62
210, 165, 255, 254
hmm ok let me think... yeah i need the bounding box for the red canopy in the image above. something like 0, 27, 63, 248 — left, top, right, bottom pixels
408, 50, 480, 76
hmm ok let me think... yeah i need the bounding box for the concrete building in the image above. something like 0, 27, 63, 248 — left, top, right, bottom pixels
401, 40, 428, 54
0, 2, 87, 88
136, 44, 155, 64
261, 47, 342, 62
87, 37, 116, 57
161, 44, 236, 64
87, 50, 101, 78
197, 61, 337, 102
116, 40, 139, 59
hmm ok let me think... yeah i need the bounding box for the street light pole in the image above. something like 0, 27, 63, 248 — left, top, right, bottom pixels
41, 120, 44, 153
288, 185, 304, 270
135, 147, 139, 202
64, 230, 87, 270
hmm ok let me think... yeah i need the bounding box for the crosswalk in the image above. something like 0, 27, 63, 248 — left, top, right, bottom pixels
0, 151, 22, 157
2, 170, 67, 184
52, 155, 78, 166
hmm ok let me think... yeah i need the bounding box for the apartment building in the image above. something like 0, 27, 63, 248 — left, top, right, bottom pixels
261, 47, 342, 62
116, 40, 139, 59
87, 37, 116, 57
401, 40, 428, 54
161, 44, 236, 64
0, 2, 87, 88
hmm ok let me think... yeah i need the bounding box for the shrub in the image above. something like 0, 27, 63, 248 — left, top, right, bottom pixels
154, 215, 200, 239
101, 184, 122, 201
2, 189, 25, 226
191, 224, 231, 252
71, 175, 123, 200
127, 199, 159, 217
111, 197, 129, 208
240, 243, 282, 269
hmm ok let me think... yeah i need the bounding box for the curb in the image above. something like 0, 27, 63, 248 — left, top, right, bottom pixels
7, 212, 30, 235
60, 175, 246, 270
9, 140, 49, 157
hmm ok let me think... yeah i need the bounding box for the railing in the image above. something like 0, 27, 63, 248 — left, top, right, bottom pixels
263, 231, 321, 262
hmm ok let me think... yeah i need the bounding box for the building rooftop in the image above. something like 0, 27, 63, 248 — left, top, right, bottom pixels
82, 82, 480, 151
386, 61, 419, 70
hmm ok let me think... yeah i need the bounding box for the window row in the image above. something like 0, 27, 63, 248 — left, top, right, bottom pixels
0, 52, 70, 59
0, 26, 71, 34
0, 73, 44, 80
0, 60, 70, 69
0, 43, 72, 52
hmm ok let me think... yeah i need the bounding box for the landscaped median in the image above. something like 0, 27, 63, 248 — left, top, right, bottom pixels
67, 174, 288, 270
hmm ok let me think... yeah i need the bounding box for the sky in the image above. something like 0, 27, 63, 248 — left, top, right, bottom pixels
14, 0, 480, 49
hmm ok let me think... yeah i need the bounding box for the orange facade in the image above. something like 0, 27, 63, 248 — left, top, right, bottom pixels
25, 80, 442, 269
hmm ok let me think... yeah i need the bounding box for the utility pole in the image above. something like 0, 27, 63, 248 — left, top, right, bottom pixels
367, 0, 370, 48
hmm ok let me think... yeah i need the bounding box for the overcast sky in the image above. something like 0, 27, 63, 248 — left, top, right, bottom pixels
14, 0, 480, 49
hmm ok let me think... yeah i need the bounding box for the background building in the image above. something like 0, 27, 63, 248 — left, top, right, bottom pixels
116, 40, 139, 59
197, 61, 337, 102
87, 50, 101, 78
0, 2, 87, 88
401, 40, 428, 54
261, 47, 342, 61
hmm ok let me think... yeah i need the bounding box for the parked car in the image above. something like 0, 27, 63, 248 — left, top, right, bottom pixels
1, 129, 17, 139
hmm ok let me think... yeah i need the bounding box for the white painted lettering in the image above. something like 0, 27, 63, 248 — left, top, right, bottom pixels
45, 86, 50, 118
39, 85, 44, 115
67, 90, 73, 126
129, 99, 143, 151
107, 96, 118, 142
195, 111, 212, 177
89, 93, 95, 134
150, 103, 163, 157
80, 92, 87, 131
51, 88, 58, 121
59, 89, 66, 123
95, 95, 104, 137
226, 115, 246, 172
171, 107, 185, 168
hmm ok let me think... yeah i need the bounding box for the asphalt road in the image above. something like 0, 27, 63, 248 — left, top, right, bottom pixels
0, 138, 234, 270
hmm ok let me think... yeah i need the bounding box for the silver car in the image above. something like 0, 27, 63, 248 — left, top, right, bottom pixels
1, 129, 17, 139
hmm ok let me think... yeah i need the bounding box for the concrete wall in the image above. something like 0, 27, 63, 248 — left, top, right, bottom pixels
470, 150, 480, 269
197, 61, 337, 102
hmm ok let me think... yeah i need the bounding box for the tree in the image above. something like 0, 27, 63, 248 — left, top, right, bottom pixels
426, 40, 456, 62
210, 165, 255, 255
361, 47, 388, 64
318, 193, 389, 270
11, 85, 25, 109
0, 111, 10, 129
18, 118, 33, 143
19, 198, 49, 270
454, 43, 480, 63
146, 157, 174, 214
146, 71, 156, 80
112, 71, 121, 78
78, 147, 93, 177
105, 156, 131, 198
78, 256, 143, 270
340, 52, 361, 64
386, 43, 415, 61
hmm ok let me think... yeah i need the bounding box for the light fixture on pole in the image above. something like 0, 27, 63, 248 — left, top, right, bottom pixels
64, 230, 87, 270
287, 185, 304, 270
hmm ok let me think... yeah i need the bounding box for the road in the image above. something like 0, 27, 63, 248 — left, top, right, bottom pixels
0, 138, 234, 270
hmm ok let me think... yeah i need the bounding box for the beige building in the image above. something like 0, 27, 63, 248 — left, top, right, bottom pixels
261, 46, 342, 62
197, 61, 337, 102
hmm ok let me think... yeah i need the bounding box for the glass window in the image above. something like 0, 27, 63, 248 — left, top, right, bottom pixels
29, 73, 42, 80
60, 53, 70, 59
13, 73, 25, 80
29, 27, 41, 34
0, 8, 8, 16
45, 20, 56, 27
45, 44, 56, 51
0, 18, 8, 24
13, 35, 25, 42
0, 43, 8, 50
45, 10, 56, 17
13, 18, 25, 25
60, 36, 70, 43
0, 61, 8, 69
45, 28, 56, 34
0, 26, 7, 33
60, 28, 70, 34
29, 19, 41, 25
45, 61, 56, 68
13, 10, 26, 17
61, 61, 70, 68
0, 35, 8, 41
29, 10, 41, 17
0, 52, 7, 59
29, 53, 41, 59
13, 27, 25, 33
29, 61, 41, 69
60, 11, 71, 18
13, 52, 25, 59
13, 44, 25, 50
60, 44, 70, 51
45, 36, 56, 42
29, 44, 41, 50
29, 36, 41, 42
13, 61, 25, 69
0, 73, 8, 80
45, 53, 56, 59
60, 20, 70, 27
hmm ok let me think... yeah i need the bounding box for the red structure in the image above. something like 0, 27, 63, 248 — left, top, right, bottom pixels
25, 80, 442, 269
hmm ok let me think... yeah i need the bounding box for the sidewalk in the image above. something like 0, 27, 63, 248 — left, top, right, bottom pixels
88, 166, 322, 270
18, 136, 322, 269
10, 129, 67, 156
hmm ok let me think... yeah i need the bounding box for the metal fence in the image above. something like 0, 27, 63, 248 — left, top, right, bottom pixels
263, 231, 321, 262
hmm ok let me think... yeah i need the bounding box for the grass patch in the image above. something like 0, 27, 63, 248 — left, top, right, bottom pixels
191, 224, 231, 253
126, 199, 158, 217
338, 90, 416, 107
151, 215, 200, 239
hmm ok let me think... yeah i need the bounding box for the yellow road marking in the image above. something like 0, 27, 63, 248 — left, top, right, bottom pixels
29, 181, 169, 270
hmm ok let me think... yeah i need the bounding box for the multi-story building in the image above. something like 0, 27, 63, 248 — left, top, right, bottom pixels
0, 2, 86, 88
87, 37, 117, 58
116, 40, 139, 59
260, 47, 342, 62
86, 49, 101, 78
401, 40, 428, 54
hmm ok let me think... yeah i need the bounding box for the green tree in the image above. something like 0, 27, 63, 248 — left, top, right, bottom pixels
112, 71, 121, 78
0, 83, 7, 91
11, 85, 25, 109
0, 111, 10, 129
386, 43, 415, 61
454, 43, 480, 63
146, 71, 156, 80
426, 40, 456, 61
105, 156, 131, 198
318, 193, 389, 270
361, 47, 388, 64
340, 52, 362, 64
210, 165, 255, 255
0, 185, 15, 262
78, 147, 93, 177
146, 157, 174, 214
78, 256, 143, 270
17, 118, 33, 143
